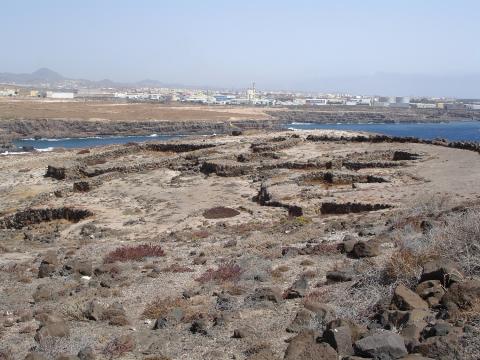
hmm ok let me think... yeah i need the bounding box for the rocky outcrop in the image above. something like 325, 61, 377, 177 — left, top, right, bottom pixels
270, 107, 480, 123
1, 118, 282, 140
0, 207, 93, 229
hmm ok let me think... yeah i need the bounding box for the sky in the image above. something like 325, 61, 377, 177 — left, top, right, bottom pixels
2, 0, 480, 96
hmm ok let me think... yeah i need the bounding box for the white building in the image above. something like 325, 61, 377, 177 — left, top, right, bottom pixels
46, 91, 75, 99
0, 89, 17, 97
305, 98, 328, 106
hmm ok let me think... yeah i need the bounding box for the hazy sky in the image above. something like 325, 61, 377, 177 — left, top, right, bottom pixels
2, 0, 480, 95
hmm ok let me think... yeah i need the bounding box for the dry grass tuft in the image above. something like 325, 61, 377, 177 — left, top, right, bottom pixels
161, 263, 194, 273
104, 244, 165, 263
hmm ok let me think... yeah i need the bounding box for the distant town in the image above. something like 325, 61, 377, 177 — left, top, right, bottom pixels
2, 83, 480, 111
0, 68, 479, 111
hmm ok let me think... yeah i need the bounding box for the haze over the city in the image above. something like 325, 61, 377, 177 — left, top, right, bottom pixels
2, 0, 480, 96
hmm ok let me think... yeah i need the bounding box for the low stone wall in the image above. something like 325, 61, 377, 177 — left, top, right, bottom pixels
0, 207, 93, 229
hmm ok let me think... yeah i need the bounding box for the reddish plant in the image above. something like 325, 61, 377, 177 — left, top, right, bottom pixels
104, 244, 165, 263
196, 262, 244, 284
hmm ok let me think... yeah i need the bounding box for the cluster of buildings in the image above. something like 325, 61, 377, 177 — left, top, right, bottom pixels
1, 83, 479, 110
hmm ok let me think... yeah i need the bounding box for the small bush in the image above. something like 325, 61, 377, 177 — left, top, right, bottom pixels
383, 248, 434, 287
103, 335, 135, 359
195, 262, 244, 284
104, 244, 165, 263
142, 297, 187, 320
310, 242, 341, 255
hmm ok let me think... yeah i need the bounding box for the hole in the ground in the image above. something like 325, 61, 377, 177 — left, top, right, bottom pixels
203, 207, 240, 219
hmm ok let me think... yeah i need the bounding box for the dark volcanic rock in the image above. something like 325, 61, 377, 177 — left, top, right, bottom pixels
350, 241, 380, 258
392, 284, 429, 310
420, 260, 464, 287
323, 325, 354, 356
283, 330, 337, 360
320, 202, 392, 215
354, 331, 407, 359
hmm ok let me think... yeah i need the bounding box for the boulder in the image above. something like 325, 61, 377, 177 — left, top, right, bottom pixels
247, 287, 283, 304
38, 251, 58, 278
441, 279, 480, 311
392, 284, 428, 310
84, 299, 105, 321
190, 319, 208, 335
302, 302, 335, 326
350, 241, 380, 258
326, 270, 352, 283
413, 334, 461, 359
34, 314, 70, 342
284, 276, 308, 299
340, 240, 357, 254
323, 325, 354, 356
422, 322, 452, 338
33, 284, 58, 302
232, 326, 256, 339
326, 319, 366, 342
283, 330, 337, 360
415, 280, 445, 307
380, 309, 431, 329
286, 308, 319, 333
77, 347, 96, 360
420, 260, 463, 287
101, 302, 129, 326
354, 332, 408, 359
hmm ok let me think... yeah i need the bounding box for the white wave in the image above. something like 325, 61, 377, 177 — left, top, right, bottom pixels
36, 147, 54, 152
290, 122, 313, 125
149, 134, 158, 137
287, 127, 312, 132
1, 151, 29, 156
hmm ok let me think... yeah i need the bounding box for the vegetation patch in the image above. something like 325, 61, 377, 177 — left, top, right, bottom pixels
196, 262, 244, 284
104, 244, 165, 263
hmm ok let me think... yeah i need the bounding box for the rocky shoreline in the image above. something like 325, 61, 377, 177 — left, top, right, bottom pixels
0, 107, 479, 145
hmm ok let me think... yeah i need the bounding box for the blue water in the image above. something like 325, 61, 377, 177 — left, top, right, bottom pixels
13, 134, 183, 150
287, 121, 480, 142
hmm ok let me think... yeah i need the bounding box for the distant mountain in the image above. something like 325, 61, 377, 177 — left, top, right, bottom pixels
0, 68, 65, 85
0, 68, 180, 90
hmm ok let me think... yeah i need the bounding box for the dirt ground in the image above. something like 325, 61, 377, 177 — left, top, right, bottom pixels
0, 130, 479, 359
